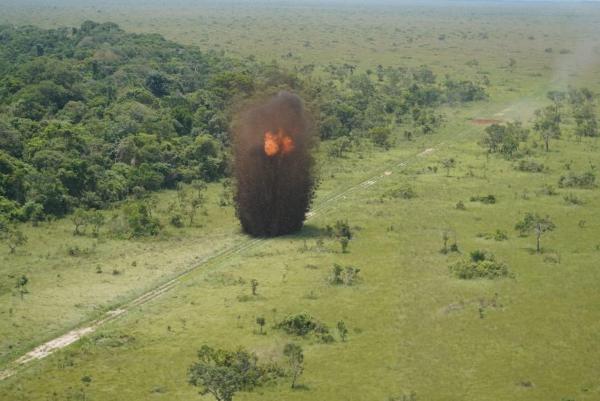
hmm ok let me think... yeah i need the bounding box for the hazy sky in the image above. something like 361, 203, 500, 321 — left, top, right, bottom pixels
2, 0, 600, 4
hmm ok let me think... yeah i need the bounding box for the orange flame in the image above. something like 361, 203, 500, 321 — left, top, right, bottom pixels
264, 129, 294, 157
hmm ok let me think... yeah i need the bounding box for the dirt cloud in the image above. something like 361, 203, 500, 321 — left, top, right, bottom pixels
232, 91, 315, 237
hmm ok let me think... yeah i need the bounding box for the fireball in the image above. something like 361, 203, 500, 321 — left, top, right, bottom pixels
264, 128, 294, 157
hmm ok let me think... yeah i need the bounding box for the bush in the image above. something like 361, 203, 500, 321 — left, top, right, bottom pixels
170, 213, 185, 228
537, 184, 557, 196
369, 127, 393, 149
449, 251, 511, 279
326, 220, 353, 240
124, 202, 160, 237
188, 345, 283, 401
516, 159, 545, 173
564, 193, 584, 205
328, 264, 361, 286
558, 171, 595, 188
476, 229, 508, 241
275, 313, 333, 342
470, 194, 496, 204
385, 185, 416, 200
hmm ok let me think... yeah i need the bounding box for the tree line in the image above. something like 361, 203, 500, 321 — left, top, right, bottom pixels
0, 21, 487, 229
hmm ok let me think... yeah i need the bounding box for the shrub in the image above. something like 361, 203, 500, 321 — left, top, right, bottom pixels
493, 229, 508, 241
516, 159, 545, 173
188, 345, 283, 401
326, 220, 353, 240
477, 230, 508, 241
449, 251, 511, 279
385, 185, 416, 200
455, 200, 466, 210
563, 193, 584, 205
369, 126, 393, 149
558, 171, 595, 188
328, 264, 361, 286
124, 202, 160, 237
470, 194, 496, 204
537, 184, 557, 196
170, 213, 185, 228
275, 313, 333, 342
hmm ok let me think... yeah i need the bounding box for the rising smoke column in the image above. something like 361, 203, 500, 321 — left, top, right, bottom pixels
233, 91, 315, 237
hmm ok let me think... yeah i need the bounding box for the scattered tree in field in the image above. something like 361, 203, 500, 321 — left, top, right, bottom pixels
250, 279, 259, 296
188, 345, 274, 401
329, 264, 361, 286
329, 220, 353, 253
534, 105, 561, 152
337, 320, 348, 341
275, 313, 333, 342
573, 102, 598, 140
340, 236, 349, 253
441, 230, 450, 254
369, 126, 393, 149
177, 180, 207, 226
449, 251, 511, 280
88, 210, 105, 237
16, 275, 29, 299
71, 208, 88, 235
327, 136, 352, 158
72, 209, 105, 236
515, 213, 556, 253
283, 343, 304, 389
256, 316, 266, 334
441, 158, 456, 177
481, 122, 528, 158
123, 202, 160, 237
1, 225, 28, 254
547, 90, 566, 110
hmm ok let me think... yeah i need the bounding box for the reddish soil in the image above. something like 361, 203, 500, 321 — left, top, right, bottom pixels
471, 118, 502, 126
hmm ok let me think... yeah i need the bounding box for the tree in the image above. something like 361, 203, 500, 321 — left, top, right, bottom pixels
188, 345, 269, 401
515, 213, 556, 253
87, 210, 105, 237
145, 72, 169, 97
16, 275, 29, 300
441, 158, 456, 177
337, 320, 348, 342
482, 122, 528, 158
71, 208, 88, 235
123, 202, 160, 237
534, 105, 561, 152
283, 343, 304, 389
178, 180, 207, 226
256, 317, 265, 334
441, 229, 450, 254
1, 225, 28, 254
547, 90, 566, 113
369, 127, 393, 150
573, 102, 598, 140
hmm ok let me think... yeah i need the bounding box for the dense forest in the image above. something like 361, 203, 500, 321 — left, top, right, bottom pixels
0, 21, 487, 223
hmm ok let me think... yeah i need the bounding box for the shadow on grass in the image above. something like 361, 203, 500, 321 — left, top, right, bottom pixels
292, 384, 310, 391
290, 223, 326, 239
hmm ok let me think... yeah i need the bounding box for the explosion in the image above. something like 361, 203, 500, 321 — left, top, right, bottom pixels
264, 129, 295, 157
233, 92, 315, 237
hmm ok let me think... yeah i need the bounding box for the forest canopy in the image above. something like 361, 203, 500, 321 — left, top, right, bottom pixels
0, 21, 486, 222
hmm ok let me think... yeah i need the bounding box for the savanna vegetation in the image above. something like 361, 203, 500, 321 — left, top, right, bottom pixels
1, 2, 600, 401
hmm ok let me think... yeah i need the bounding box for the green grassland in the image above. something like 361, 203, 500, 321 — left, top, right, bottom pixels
1, 2, 600, 401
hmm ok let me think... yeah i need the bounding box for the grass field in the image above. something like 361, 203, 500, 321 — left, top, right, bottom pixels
1, 1, 600, 401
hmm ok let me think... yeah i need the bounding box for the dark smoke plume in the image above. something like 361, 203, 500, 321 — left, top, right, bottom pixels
233, 91, 315, 237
